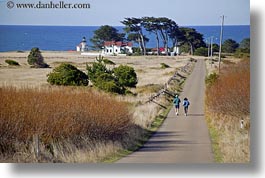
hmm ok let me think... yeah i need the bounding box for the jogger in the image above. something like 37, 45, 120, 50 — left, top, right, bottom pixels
173, 95, 181, 115
183, 98, 190, 116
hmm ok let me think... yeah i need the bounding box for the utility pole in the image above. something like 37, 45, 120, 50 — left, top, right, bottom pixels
210, 36, 213, 58
210, 36, 213, 67
207, 38, 210, 58
218, 15, 225, 73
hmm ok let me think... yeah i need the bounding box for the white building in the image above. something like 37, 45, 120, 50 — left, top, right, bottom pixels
76, 37, 89, 52
102, 41, 133, 55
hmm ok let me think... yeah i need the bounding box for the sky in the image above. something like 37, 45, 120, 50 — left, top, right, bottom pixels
0, 0, 250, 26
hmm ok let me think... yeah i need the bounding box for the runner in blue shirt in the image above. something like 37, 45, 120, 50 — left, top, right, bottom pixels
183, 97, 190, 116
173, 95, 181, 115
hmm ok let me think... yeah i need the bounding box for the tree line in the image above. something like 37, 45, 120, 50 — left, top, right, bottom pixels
90, 16, 206, 56
90, 16, 250, 57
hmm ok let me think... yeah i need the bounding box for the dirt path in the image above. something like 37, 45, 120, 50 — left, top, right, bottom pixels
117, 58, 214, 163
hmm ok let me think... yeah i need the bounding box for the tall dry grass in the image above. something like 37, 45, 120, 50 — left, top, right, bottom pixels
0, 87, 133, 162
205, 59, 250, 163
206, 59, 250, 117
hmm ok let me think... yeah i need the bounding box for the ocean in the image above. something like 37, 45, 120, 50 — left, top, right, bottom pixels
0, 25, 250, 52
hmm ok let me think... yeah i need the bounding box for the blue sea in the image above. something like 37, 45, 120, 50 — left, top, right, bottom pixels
0, 25, 250, 52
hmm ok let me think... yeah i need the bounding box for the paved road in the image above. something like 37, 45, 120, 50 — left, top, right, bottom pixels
117, 59, 214, 163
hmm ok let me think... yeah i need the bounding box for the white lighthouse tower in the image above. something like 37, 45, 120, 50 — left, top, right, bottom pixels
76, 37, 88, 52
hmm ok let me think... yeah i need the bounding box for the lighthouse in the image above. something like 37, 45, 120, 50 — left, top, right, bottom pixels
76, 37, 88, 52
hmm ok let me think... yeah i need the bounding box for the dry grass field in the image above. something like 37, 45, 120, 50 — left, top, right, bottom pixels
0, 51, 189, 88
205, 57, 250, 163
0, 51, 193, 162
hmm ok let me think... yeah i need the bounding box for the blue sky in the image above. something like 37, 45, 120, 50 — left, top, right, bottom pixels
0, 0, 250, 26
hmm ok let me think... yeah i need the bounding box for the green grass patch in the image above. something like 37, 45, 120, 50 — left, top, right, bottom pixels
206, 116, 223, 163
150, 105, 172, 131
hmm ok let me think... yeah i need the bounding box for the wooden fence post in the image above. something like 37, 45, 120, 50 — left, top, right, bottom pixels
33, 134, 40, 161
240, 119, 244, 129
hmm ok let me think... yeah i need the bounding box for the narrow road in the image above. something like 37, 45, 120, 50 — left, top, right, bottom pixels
117, 59, 214, 163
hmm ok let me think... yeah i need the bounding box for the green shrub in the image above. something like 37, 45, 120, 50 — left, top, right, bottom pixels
194, 47, 208, 56
47, 63, 88, 86
160, 63, 170, 69
87, 61, 108, 82
86, 56, 138, 94
94, 73, 123, 94
222, 39, 239, 53
113, 65, 138, 88
27, 48, 49, 68
234, 48, 250, 59
132, 47, 141, 55
205, 73, 219, 86
5, 60, 20, 66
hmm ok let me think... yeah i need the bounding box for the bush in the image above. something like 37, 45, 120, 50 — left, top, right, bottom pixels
160, 63, 170, 69
5, 60, 20, 66
97, 80, 123, 94
113, 65, 138, 88
234, 48, 250, 59
222, 39, 239, 53
132, 47, 141, 55
194, 47, 208, 56
86, 56, 138, 94
87, 61, 108, 82
47, 63, 88, 86
239, 38, 250, 53
27, 48, 49, 68
205, 73, 219, 86
94, 73, 123, 94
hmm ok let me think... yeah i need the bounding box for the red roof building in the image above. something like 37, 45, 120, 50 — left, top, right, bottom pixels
102, 41, 133, 55
104, 41, 133, 47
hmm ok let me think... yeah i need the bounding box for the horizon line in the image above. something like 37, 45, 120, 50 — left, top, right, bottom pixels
0, 24, 250, 27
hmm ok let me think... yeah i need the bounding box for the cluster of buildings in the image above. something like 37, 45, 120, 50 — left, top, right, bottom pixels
76, 37, 180, 56
76, 37, 133, 56
101, 41, 133, 55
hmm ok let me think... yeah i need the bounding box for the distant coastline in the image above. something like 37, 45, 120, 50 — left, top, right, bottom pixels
0, 25, 250, 52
